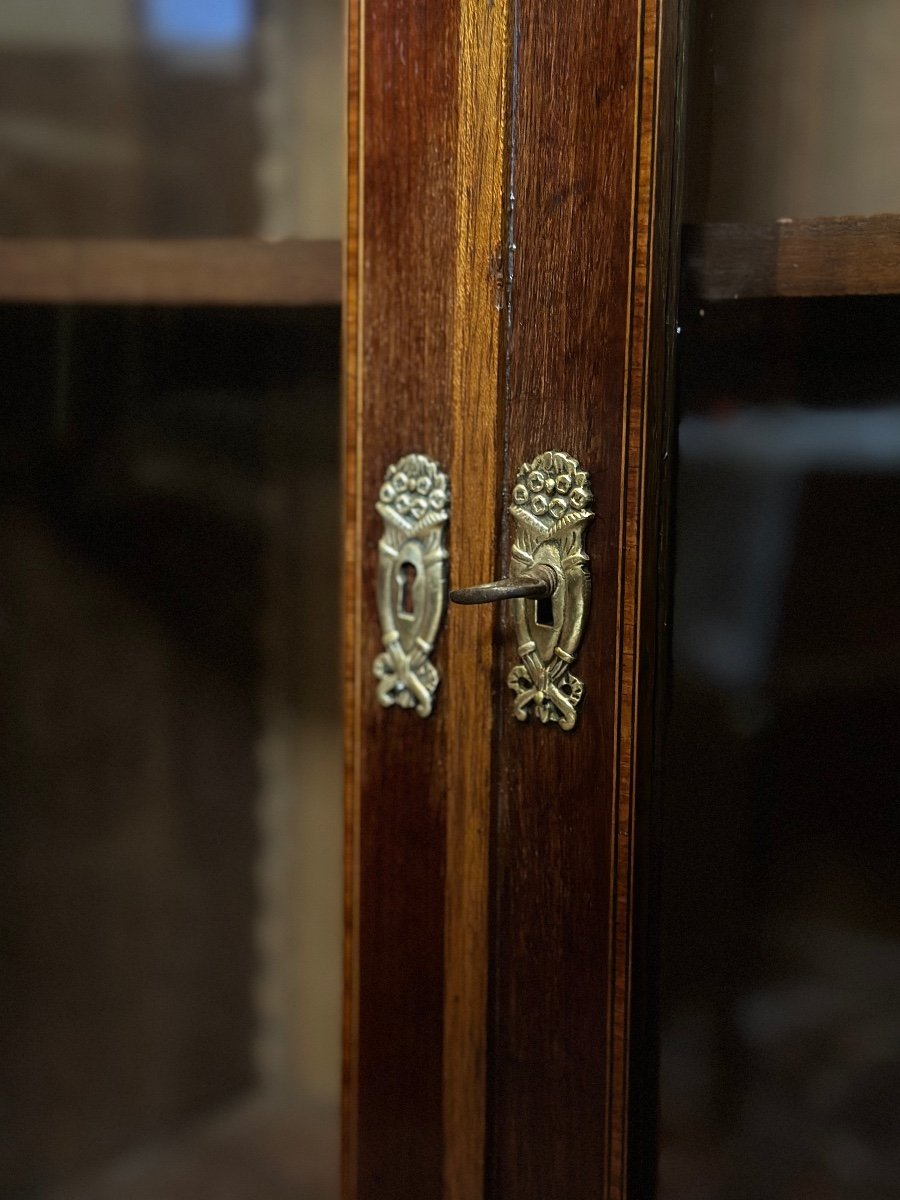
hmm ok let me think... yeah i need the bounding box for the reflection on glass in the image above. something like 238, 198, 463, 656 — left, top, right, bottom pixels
0, 306, 342, 1197
660, 295, 900, 1199
661, 0, 900, 1188
685, 0, 900, 222
0, 0, 343, 238
142, 0, 253, 48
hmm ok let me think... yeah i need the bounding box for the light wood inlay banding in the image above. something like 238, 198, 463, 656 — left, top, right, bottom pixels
444, 1, 511, 1197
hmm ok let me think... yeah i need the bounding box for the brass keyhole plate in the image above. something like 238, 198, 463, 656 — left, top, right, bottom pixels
373, 453, 449, 717
506, 450, 594, 730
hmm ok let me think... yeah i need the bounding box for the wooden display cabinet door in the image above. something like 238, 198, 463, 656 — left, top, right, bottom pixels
344, 0, 683, 1197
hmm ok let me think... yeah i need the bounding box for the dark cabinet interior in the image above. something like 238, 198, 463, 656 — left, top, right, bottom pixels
1, 304, 342, 1199
656, 1, 900, 1195
0, 4, 345, 1196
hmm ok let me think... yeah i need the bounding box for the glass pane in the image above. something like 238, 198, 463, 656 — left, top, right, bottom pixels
660, 295, 900, 1199
0, 0, 343, 237
659, 3, 900, 1196
684, 0, 900, 222
1, 305, 341, 1197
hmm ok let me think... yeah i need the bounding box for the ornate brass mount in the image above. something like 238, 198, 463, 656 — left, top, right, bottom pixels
450, 450, 593, 730
373, 453, 449, 717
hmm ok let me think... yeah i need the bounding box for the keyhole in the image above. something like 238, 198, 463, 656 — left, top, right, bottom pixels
399, 561, 417, 618
535, 593, 554, 629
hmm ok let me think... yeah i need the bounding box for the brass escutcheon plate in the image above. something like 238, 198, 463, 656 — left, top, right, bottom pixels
373, 453, 449, 717
506, 450, 594, 730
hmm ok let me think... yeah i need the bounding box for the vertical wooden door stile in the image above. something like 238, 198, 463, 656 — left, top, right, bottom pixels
342, 0, 360, 1190
344, 1, 459, 1196
346, 0, 683, 1195
489, 0, 681, 1197
344, 0, 511, 1196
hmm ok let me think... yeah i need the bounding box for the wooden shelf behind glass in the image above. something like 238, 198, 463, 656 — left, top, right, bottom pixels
0, 238, 341, 307
684, 214, 900, 302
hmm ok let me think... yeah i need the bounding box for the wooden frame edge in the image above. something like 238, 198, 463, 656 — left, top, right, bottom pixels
607, 0, 685, 1195
341, 0, 363, 1195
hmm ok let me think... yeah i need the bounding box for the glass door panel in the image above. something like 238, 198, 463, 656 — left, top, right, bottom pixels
658, 3, 900, 1197
1, 304, 342, 1198
0, 0, 343, 237
685, 0, 900, 223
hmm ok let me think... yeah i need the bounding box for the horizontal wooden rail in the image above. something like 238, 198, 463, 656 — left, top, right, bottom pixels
0, 238, 341, 306
684, 214, 900, 301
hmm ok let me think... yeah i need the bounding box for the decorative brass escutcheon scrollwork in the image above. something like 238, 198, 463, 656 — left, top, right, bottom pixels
450, 449, 593, 730
505, 451, 593, 729
373, 453, 449, 717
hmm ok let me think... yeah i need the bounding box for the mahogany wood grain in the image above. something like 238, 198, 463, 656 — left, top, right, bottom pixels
341, 0, 362, 1194
345, 0, 683, 1196
684, 214, 900, 300
343, 1, 461, 1197
489, 1, 681, 1198
0, 239, 341, 306
444, 2, 511, 1197
344, 0, 513, 1190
